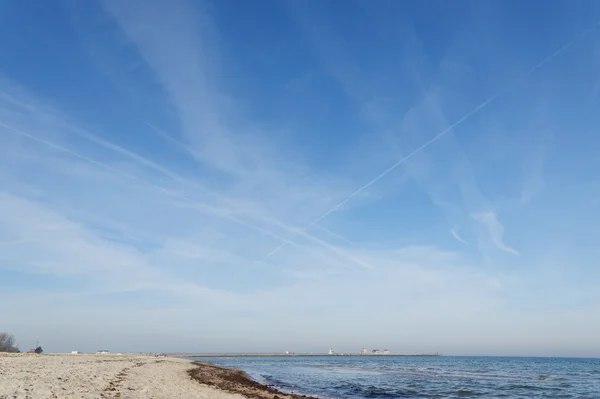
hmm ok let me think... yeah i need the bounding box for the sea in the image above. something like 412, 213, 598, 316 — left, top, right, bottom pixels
189, 356, 600, 399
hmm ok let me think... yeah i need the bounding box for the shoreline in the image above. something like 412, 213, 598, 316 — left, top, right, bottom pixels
1, 353, 307, 399
188, 361, 319, 399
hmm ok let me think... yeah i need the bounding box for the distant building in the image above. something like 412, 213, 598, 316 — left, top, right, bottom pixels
372, 349, 381, 354
360, 348, 368, 354
96, 350, 110, 354
71, 351, 80, 354
328, 348, 334, 355
382, 349, 391, 355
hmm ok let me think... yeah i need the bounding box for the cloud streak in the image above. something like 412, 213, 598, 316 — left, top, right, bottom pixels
472, 212, 519, 256
450, 226, 468, 244
259, 18, 600, 262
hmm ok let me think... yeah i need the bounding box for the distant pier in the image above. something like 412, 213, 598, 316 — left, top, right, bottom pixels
171, 352, 441, 358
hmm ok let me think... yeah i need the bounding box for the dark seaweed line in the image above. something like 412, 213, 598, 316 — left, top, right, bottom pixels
187, 361, 321, 399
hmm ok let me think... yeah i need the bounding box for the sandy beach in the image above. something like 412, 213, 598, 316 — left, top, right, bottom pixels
0, 353, 244, 399
0, 353, 317, 399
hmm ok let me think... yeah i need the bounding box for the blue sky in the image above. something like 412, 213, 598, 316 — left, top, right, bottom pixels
1, 0, 599, 356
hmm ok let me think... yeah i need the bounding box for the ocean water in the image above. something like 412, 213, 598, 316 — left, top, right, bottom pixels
189, 356, 600, 399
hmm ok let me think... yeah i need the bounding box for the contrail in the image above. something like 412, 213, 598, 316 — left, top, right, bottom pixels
0, 121, 354, 270
312, 224, 357, 246
2, 101, 370, 271
248, 209, 371, 269
261, 18, 600, 261
142, 120, 372, 269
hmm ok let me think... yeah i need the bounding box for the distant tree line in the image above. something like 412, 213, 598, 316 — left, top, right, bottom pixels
0, 332, 19, 353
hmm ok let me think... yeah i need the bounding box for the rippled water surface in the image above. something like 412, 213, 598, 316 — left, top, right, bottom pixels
190, 356, 600, 399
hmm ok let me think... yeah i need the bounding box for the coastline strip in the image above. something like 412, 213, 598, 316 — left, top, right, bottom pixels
188, 361, 319, 399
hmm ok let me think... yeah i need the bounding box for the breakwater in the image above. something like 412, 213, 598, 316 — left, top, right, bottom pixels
171, 352, 442, 358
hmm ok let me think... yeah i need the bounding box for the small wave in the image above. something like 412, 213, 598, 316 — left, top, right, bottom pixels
505, 384, 544, 390
532, 375, 551, 380
364, 387, 419, 399
330, 382, 420, 399
325, 366, 382, 375
261, 374, 296, 389
530, 375, 567, 381
454, 390, 482, 397
557, 383, 572, 388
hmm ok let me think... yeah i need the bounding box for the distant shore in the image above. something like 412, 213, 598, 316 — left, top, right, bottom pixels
0, 353, 313, 399
174, 352, 442, 358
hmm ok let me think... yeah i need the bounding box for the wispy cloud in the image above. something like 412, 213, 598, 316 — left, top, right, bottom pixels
471, 212, 519, 256
259, 11, 600, 263
1, 95, 372, 274
102, 0, 258, 177
98, 0, 382, 269
450, 226, 468, 244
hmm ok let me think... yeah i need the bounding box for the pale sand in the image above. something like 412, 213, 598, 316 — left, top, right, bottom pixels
0, 353, 246, 399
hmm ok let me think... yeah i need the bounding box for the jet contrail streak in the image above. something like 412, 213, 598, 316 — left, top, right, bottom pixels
260, 18, 600, 261
2, 102, 368, 271
0, 121, 352, 270
142, 120, 370, 270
